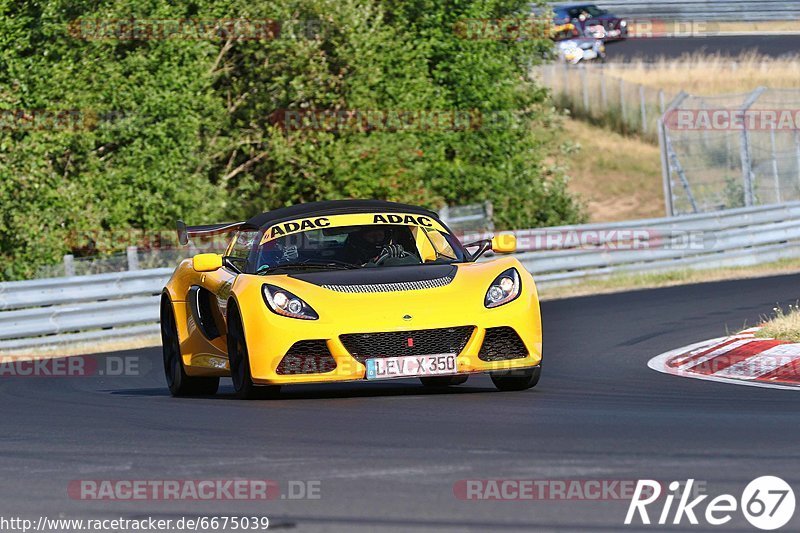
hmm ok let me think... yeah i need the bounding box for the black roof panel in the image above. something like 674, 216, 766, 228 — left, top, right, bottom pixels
243, 199, 439, 229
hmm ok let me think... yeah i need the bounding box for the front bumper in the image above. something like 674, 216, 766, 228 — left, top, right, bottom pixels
237, 266, 543, 385
249, 325, 541, 385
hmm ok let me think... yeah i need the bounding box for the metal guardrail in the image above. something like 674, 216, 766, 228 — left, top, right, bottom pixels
2, 202, 800, 349
0, 269, 172, 350
515, 202, 800, 285
589, 1, 800, 21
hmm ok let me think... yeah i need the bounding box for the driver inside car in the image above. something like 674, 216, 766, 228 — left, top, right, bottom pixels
342, 226, 419, 266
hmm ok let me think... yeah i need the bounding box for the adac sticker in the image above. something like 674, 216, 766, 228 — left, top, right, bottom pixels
260, 212, 447, 244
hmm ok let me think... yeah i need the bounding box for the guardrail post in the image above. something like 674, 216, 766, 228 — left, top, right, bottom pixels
600, 70, 608, 111
770, 129, 781, 203
581, 68, 589, 112
639, 84, 647, 134
127, 246, 139, 271
63, 254, 75, 277
485, 200, 495, 232
740, 87, 766, 207
657, 119, 674, 216
660, 91, 689, 214
795, 130, 800, 192
619, 78, 627, 125
658, 90, 665, 116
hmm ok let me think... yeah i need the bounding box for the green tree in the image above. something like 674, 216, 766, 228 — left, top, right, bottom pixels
0, 0, 583, 280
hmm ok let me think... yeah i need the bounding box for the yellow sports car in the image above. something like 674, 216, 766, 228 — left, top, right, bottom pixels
161, 200, 542, 399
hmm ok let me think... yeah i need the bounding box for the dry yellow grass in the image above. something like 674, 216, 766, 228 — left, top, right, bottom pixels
755, 304, 800, 342
557, 117, 665, 221
603, 54, 800, 94
626, 20, 800, 38
707, 21, 800, 33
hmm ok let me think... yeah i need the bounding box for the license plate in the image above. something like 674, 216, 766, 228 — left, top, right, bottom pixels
365, 353, 457, 380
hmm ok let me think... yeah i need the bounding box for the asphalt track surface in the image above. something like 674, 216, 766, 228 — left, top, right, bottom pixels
3, 273, 800, 531
605, 35, 800, 60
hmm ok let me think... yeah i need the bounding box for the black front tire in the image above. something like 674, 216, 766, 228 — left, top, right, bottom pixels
227, 306, 281, 400
420, 375, 469, 388
490, 365, 541, 392
161, 297, 220, 397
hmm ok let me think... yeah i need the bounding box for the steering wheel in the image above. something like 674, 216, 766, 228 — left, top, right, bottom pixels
374, 244, 410, 265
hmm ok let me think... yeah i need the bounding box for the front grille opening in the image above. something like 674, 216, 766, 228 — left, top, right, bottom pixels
322, 276, 454, 293
276, 340, 337, 375
340, 326, 474, 364
478, 327, 528, 362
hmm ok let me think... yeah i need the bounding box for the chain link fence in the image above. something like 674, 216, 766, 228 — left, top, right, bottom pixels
538, 63, 800, 216
535, 63, 679, 142
35, 242, 226, 278
660, 88, 800, 215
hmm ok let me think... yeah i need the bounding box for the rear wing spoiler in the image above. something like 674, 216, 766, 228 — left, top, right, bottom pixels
176, 220, 244, 246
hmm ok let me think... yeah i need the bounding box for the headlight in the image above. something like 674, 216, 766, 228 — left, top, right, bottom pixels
262, 284, 319, 320
620, 20, 627, 27
484, 268, 521, 308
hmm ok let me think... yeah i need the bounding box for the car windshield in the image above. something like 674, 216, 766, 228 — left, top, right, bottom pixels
253, 222, 466, 274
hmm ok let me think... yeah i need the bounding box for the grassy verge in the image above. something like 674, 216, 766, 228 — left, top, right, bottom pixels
755, 304, 800, 342
538, 258, 800, 301
555, 117, 664, 222
628, 20, 800, 36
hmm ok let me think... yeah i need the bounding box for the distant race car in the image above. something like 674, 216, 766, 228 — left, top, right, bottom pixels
552, 3, 628, 41
556, 35, 606, 64
161, 200, 543, 399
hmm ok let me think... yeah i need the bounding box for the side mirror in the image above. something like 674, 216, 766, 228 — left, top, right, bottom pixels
193, 253, 223, 272
491, 234, 517, 254
464, 239, 491, 261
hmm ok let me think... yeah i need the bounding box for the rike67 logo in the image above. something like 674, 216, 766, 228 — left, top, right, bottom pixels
626, 477, 795, 530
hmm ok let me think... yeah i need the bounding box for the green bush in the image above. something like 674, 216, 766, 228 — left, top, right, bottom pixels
0, 0, 583, 280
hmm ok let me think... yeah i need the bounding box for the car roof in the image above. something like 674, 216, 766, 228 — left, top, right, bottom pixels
553, 3, 598, 9
243, 199, 440, 229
